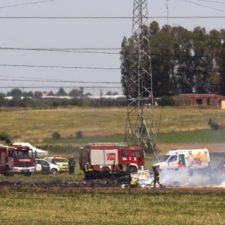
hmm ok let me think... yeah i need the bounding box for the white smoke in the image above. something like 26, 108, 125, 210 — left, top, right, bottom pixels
136, 167, 225, 188
159, 168, 225, 188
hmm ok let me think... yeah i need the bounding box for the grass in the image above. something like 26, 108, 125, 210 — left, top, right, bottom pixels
0, 189, 225, 225
43, 134, 124, 145
42, 127, 225, 146
157, 128, 225, 143
0, 107, 126, 142
0, 106, 225, 144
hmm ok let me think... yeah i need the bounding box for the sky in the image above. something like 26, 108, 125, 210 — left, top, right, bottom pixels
0, 0, 225, 95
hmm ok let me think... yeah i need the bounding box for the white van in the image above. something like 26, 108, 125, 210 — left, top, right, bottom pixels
154, 148, 210, 170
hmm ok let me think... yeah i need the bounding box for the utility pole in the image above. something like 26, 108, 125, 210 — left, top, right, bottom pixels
125, 0, 158, 159
165, 0, 170, 25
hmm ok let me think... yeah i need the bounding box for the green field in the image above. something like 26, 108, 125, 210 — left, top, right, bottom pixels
0, 106, 225, 145
0, 189, 225, 225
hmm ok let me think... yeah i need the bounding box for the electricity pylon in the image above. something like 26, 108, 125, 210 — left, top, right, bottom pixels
125, 0, 158, 158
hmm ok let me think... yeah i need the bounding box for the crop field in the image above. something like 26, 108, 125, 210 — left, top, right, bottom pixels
0, 188, 225, 225
1, 106, 225, 144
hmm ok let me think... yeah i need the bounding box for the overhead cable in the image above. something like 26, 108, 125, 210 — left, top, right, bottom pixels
192, 0, 225, 4
0, 46, 223, 58
183, 0, 225, 12
0, 47, 120, 55
0, 86, 122, 89
0, 0, 57, 9
0, 16, 225, 19
0, 78, 120, 84
0, 64, 120, 70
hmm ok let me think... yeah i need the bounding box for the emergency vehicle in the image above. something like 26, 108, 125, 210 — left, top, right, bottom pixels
154, 148, 210, 170
79, 143, 144, 174
0, 145, 35, 176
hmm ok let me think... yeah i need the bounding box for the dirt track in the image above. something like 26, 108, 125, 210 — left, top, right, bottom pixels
0, 180, 224, 192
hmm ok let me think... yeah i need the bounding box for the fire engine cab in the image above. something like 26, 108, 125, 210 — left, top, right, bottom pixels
0, 145, 35, 176
79, 143, 144, 174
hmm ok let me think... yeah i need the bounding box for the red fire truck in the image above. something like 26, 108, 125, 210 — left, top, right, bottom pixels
0, 145, 35, 176
79, 143, 144, 175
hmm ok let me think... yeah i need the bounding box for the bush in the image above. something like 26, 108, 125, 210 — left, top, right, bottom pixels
52, 132, 61, 139
0, 132, 12, 144
208, 118, 220, 130
158, 96, 175, 106
75, 130, 84, 139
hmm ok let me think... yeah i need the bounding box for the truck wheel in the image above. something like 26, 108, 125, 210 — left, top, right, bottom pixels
128, 166, 137, 173
101, 167, 110, 173
24, 172, 31, 176
51, 168, 58, 174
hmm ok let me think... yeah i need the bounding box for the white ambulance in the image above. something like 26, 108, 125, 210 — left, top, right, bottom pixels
154, 148, 210, 170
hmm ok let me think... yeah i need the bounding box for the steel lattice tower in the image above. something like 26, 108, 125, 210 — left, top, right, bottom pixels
125, 0, 157, 157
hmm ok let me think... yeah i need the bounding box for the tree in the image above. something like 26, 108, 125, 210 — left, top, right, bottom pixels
191, 27, 208, 93
150, 24, 176, 96
105, 91, 118, 96
120, 36, 136, 97
121, 22, 225, 97
172, 26, 193, 94
7, 88, 23, 97
217, 29, 225, 95
33, 91, 43, 98
48, 91, 55, 96
56, 88, 67, 96
69, 87, 83, 97
219, 35, 225, 95
150, 21, 160, 36
0, 95, 5, 106
24, 91, 34, 97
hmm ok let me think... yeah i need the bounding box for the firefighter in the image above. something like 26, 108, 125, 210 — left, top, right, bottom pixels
84, 162, 92, 172
151, 166, 163, 188
130, 175, 139, 188
68, 157, 76, 174
84, 162, 93, 179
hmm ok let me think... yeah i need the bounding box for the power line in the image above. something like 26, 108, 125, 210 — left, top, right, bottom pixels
0, 47, 120, 55
0, 78, 121, 84
0, 16, 225, 19
0, 0, 57, 9
0, 64, 120, 70
0, 86, 122, 89
193, 0, 225, 4
0, 47, 120, 50
183, 0, 225, 12
1, 46, 225, 57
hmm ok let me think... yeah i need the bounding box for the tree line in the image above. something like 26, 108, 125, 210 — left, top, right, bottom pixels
0, 88, 124, 108
0, 87, 119, 98
120, 21, 225, 98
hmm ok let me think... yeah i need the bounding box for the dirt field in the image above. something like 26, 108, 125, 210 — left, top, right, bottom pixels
0, 180, 224, 192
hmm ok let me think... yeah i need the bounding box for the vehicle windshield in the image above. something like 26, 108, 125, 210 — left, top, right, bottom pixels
168, 155, 178, 163
164, 155, 171, 162
55, 158, 67, 163
13, 150, 33, 158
